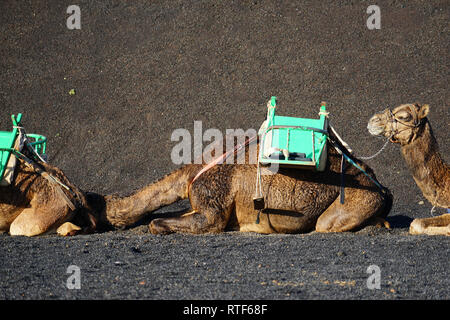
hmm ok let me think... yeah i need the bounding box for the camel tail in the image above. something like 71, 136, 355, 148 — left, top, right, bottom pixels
91, 165, 201, 229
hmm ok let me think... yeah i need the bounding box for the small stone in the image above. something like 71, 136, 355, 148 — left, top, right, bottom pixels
130, 246, 141, 253
337, 251, 347, 257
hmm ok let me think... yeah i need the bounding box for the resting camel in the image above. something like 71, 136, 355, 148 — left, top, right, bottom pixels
368, 103, 450, 236
0, 143, 97, 237
1, 114, 392, 237
98, 129, 393, 234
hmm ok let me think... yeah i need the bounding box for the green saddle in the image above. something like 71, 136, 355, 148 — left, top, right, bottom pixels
259, 97, 329, 171
0, 114, 47, 181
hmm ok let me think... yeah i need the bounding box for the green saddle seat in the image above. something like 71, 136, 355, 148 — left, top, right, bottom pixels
0, 114, 47, 182
259, 97, 329, 171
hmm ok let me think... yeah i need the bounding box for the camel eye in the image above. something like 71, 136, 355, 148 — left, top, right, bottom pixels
396, 112, 412, 121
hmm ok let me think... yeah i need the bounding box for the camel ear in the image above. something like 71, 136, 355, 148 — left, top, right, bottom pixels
418, 104, 430, 119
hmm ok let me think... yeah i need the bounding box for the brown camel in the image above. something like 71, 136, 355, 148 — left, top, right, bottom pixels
367, 103, 450, 236
97, 129, 393, 235
0, 146, 97, 237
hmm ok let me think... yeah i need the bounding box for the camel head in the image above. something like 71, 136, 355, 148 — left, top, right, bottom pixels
367, 103, 430, 145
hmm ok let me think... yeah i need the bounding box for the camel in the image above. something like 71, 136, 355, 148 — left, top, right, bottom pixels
1, 112, 392, 237
367, 103, 450, 236
95, 128, 393, 235
0, 142, 97, 237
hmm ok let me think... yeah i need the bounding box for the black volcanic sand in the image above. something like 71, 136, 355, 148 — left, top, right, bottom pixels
0, 0, 448, 300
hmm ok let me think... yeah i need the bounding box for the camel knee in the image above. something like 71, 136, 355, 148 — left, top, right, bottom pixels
9, 207, 56, 237
409, 218, 424, 235
9, 219, 45, 236
315, 217, 332, 233
316, 209, 376, 233
315, 215, 346, 233
149, 218, 173, 235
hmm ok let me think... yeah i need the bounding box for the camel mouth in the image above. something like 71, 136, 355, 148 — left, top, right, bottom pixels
367, 116, 386, 136
367, 123, 384, 136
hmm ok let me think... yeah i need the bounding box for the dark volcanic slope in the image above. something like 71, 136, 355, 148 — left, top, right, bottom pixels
0, 0, 449, 300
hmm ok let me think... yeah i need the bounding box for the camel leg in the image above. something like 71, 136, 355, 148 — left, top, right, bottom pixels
9, 198, 72, 237
315, 188, 388, 233
409, 214, 450, 236
149, 208, 230, 235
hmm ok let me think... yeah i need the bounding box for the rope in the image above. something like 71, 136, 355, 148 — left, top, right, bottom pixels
6, 118, 78, 211
329, 140, 385, 191
254, 157, 263, 224
255, 157, 263, 200
329, 125, 352, 154
329, 124, 392, 161
430, 205, 437, 217
16, 126, 48, 164
9, 148, 77, 211
358, 136, 392, 160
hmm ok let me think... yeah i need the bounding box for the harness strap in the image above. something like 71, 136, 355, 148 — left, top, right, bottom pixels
6, 148, 78, 211
188, 135, 258, 194
388, 106, 424, 144
340, 154, 346, 204
328, 137, 385, 192
342, 151, 384, 191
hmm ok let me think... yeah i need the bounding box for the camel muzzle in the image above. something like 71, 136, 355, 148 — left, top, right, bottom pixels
367, 114, 386, 136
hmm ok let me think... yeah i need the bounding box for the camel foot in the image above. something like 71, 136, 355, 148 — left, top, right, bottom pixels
57, 222, 81, 236
149, 219, 173, 235
410, 217, 450, 236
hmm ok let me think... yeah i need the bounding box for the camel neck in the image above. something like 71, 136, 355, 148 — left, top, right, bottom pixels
103, 165, 199, 228
400, 120, 446, 198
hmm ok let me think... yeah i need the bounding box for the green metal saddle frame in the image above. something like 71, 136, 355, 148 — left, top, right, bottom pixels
0, 113, 47, 180
259, 97, 329, 171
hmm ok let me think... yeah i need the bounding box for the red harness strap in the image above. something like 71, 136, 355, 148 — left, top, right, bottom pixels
188, 135, 258, 194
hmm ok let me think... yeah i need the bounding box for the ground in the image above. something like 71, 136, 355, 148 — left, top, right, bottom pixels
0, 0, 449, 300
1, 216, 449, 299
